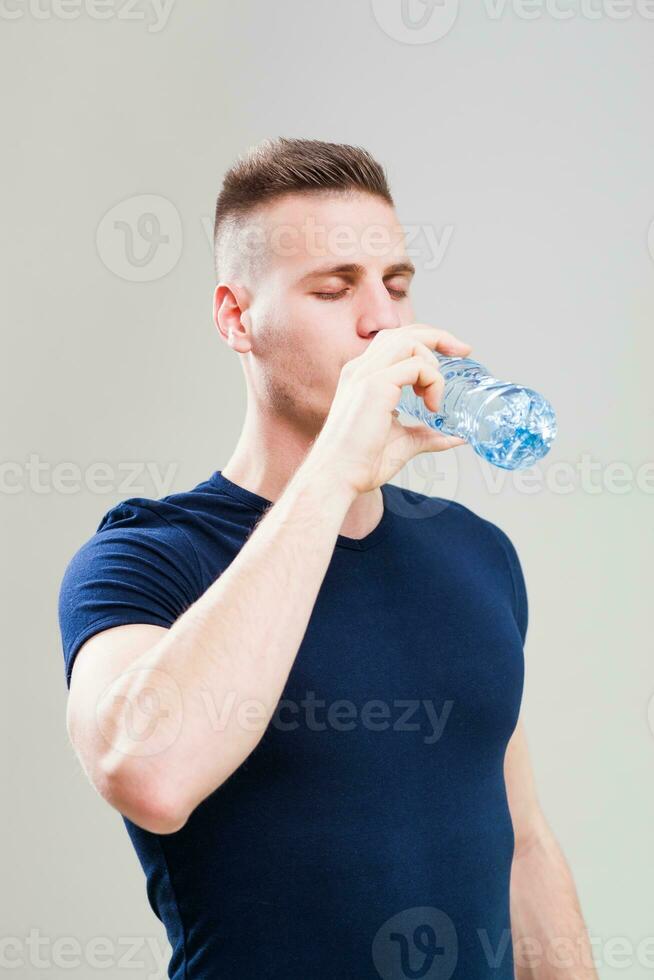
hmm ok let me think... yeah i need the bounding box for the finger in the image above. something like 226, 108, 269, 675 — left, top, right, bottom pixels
354, 325, 471, 376
412, 340, 444, 368
411, 342, 445, 410
412, 375, 445, 415
402, 422, 467, 455
380, 354, 439, 393
380, 355, 444, 413
409, 325, 472, 357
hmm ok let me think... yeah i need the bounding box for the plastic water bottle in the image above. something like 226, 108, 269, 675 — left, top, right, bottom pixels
398, 352, 557, 470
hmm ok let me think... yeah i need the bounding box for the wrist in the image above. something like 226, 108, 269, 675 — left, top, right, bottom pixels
294, 448, 359, 512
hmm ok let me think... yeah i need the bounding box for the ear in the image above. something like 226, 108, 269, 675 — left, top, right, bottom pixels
213, 283, 252, 353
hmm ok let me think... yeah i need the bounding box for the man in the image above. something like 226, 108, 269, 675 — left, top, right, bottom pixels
59, 137, 597, 979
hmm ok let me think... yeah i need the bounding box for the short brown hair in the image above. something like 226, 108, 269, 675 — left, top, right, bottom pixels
212, 137, 394, 283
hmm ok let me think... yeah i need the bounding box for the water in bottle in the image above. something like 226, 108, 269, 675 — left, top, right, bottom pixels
398, 353, 557, 470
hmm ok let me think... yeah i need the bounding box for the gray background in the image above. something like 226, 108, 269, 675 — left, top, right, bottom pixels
1, 1, 652, 977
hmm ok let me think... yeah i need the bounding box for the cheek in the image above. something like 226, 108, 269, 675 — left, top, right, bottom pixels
258, 297, 343, 393
259, 322, 322, 392
401, 299, 416, 325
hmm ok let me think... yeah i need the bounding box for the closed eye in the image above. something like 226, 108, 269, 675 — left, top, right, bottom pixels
314, 286, 408, 302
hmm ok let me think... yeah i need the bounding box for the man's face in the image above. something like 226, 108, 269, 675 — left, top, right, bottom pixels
239, 190, 417, 436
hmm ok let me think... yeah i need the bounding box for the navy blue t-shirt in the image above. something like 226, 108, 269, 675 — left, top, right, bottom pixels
58, 470, 528, 980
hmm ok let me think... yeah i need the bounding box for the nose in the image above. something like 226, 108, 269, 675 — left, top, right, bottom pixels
355, 280, 403, 340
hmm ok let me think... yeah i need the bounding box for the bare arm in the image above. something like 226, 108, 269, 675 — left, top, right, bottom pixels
94, 457, 356, 831
506, 718, 599, 979
70, 325, 472, 834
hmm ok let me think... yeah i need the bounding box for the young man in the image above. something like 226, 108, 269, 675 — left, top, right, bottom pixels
59, 138, 597, 979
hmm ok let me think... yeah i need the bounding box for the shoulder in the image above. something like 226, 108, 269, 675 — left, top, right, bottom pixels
91, 469, 238, 550
94, 470, 221, 533
57, 489, 212, 690
384, 484, 527, 629
94, 493, 197, 536
440, 496, 528, 641
384, 483, 510, 541
386, 482, 515, 538
60, 491, 207, 596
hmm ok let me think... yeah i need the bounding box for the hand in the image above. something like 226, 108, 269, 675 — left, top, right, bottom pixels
309, 325, 473, 497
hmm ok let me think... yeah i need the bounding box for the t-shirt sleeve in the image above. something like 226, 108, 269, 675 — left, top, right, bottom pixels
58, 499, 204, 689
482, 519, 529, 645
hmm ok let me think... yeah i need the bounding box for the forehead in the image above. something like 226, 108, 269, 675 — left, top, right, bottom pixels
249, 191, 408, 278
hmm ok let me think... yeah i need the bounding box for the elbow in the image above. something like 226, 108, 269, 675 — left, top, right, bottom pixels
97, 753, 190, 836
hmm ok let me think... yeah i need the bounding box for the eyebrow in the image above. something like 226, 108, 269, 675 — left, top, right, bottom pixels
297, 261, 416, 285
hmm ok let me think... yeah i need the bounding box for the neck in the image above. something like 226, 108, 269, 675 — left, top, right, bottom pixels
221, 401, 384, 541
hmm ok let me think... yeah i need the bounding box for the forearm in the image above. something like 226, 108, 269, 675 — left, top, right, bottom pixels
99, 452, 356, 822
510, 831, 598, 979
